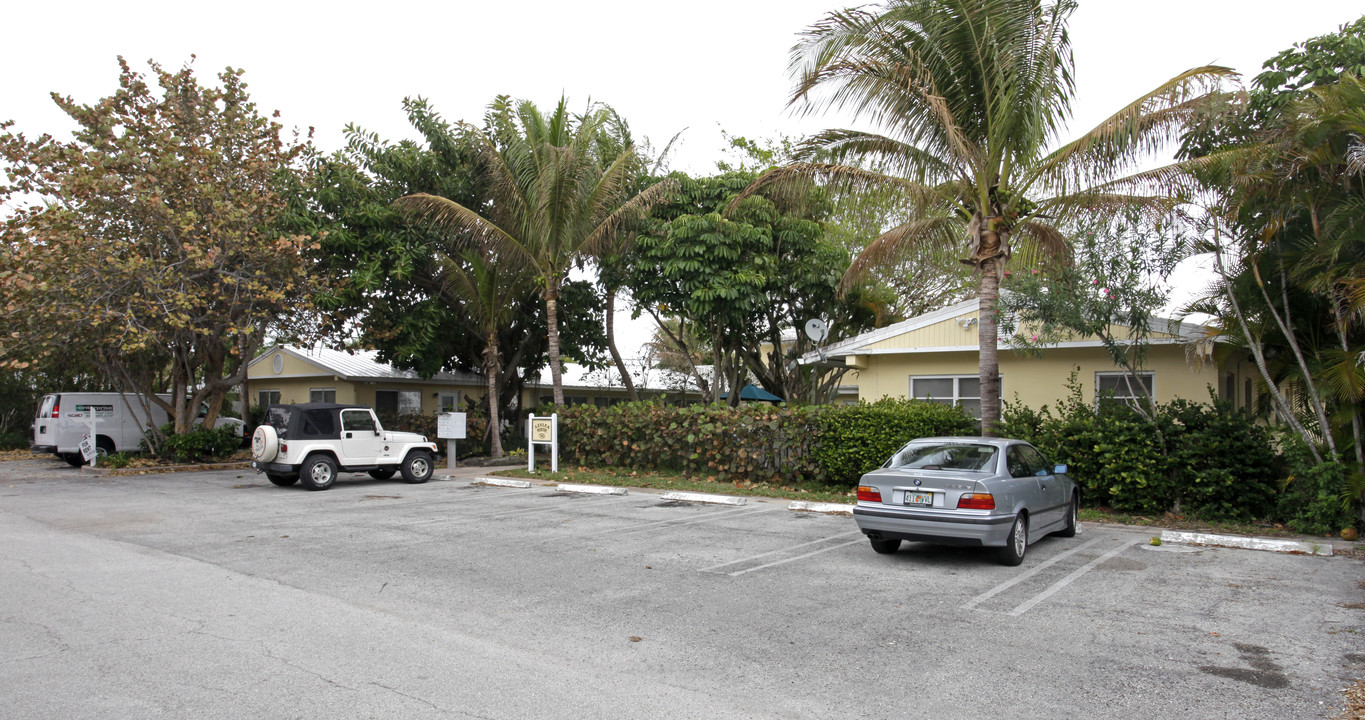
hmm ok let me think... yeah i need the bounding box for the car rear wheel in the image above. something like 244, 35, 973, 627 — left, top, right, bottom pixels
266, 473, 298, 487
299, 455, 337, 491
400, 452, 433, 484
368, 468, 396, 480
869, 537, 901, 555
62, 453, 83, 467
997, 514, 1028, 566
1056, 493, 1079, 538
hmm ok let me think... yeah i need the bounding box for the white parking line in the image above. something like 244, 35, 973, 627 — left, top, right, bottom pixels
405, 494, 637, 528
700, 531, 863, 575
578, 506, 772, 538
1007, 537, 1143, 616
961, 537, 1106, 610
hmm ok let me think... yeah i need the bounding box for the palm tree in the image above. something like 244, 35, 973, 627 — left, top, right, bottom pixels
737, 0, 1231, 433
396, 97, 674, 405
432, 248, 530, 457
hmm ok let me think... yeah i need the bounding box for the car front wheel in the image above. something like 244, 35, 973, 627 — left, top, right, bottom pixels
997, 514, 1028, 566
300, 455, 337, 491
400, 452, 433, 484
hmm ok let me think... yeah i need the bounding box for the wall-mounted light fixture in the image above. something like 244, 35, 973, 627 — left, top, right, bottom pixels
958, 317, 979, 330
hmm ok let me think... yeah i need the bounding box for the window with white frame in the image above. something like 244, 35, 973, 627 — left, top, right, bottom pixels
909, 375, 991, 419
258, 390, 281, 407
309, 388, 336, 404
1095, 372, 1154, 407
438, 391, 460, 413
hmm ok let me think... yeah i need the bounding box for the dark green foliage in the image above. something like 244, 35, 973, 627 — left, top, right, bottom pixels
1002, 386, 1286, 523
1276, 438, 1354, 535
155, 424, 242, 464
555, 399, 975, 486
809, 399, 977, 485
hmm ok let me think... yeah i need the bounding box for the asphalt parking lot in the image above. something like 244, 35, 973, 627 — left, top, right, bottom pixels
1, 457, 1362, 719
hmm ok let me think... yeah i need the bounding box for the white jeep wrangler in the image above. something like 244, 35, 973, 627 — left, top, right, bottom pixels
250, 403, 439, 491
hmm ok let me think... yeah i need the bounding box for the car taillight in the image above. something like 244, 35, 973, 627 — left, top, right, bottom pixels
279, 443, 288, 455
51, 400, 59, 418
957, 493, 996, 510
857, 485, 882, 502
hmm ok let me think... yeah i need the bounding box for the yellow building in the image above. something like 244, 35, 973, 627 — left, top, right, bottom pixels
245, 345, 699, 417
805, 298, 1255, 415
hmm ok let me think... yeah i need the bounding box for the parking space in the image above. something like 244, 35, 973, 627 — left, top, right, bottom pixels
1, 458, 1362, 718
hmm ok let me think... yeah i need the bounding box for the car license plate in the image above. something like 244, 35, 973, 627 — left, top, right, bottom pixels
904, 491, 933, 507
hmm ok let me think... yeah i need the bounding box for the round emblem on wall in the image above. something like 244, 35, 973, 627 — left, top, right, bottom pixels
272, 353, 284, 374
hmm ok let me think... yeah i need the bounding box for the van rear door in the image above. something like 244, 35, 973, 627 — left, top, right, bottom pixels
32, 395, 58, 451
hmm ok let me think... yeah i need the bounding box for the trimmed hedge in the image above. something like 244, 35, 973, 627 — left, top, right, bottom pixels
555, 399, 976, 486
999, 389, 1283, 523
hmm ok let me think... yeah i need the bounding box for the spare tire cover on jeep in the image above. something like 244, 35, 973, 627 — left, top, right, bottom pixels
252, 425, 279, 462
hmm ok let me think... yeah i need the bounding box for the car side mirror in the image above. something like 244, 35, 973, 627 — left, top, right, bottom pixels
1054, 464, 1068, 475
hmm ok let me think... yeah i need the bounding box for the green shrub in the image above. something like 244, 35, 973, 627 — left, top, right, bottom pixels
157, 424, 242, 463
104, 452, 133, 469
1001, 379, 1284, 520
1275, 437, 1354, 534
555, 399, 975, 486
811, 398, 977, 485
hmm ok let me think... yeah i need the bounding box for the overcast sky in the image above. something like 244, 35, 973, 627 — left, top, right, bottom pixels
2, 1, 1357, 358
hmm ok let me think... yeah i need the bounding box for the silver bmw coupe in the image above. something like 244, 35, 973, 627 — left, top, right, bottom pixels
852, 437, 1079, 565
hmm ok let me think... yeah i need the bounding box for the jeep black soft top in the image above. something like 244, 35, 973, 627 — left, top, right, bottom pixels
263, 403, 376, 439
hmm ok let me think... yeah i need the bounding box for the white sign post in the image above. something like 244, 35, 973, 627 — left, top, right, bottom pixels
527, 413, 558, 474
79, 407, 99, 467
437, 412, 467, 470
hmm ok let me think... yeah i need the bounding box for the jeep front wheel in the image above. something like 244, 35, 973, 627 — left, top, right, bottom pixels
401, 452, 433, 484
300, 455, 337, 491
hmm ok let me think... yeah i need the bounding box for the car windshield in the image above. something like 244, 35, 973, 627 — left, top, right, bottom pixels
887, 442, 997, 471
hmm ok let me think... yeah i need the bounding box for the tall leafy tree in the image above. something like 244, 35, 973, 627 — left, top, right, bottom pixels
739, 0, 1231, 432
0, 57, 314, 437
396, 97, 674, 406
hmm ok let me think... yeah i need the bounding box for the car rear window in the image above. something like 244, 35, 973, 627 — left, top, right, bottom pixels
887, 442, 997, 471
266, 406, 293, 436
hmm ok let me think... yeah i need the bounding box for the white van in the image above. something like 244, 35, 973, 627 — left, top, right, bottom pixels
30, 392, 247, 466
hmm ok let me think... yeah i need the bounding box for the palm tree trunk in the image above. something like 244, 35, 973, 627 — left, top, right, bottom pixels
484, 331, 504, 458
544, 278, 565, 407
604, 289, 639, 402
977, 257, 1002, 437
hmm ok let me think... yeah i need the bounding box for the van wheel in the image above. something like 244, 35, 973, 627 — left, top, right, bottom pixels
400, 452, 433, 484
299, 455, 337, 491
266, 473, 298, 487
62, 453, 84, 467
95, 437, 115, 459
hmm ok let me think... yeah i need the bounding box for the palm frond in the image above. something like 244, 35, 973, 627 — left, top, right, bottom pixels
392, 193, 539, 272
726, 162, 948, 217
840, 215, 959, 291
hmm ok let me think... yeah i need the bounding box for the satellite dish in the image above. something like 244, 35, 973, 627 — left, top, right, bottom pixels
804, 318, 828, 344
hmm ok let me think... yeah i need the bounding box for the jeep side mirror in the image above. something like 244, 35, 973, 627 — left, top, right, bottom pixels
1054, 464, 1068, 475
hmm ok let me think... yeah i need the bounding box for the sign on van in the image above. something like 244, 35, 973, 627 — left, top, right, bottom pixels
72, 404, 114, 418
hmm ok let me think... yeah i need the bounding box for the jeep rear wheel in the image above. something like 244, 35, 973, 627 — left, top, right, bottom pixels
300, 455, 337, 491
400, 452, 433, 484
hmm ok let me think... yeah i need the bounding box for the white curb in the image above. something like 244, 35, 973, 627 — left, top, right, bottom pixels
788, 501, 854, 515
660, 491, 746, 506
473, 477, 532, 489
557, 483, 627, 495
1160, 530, 1332, 556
